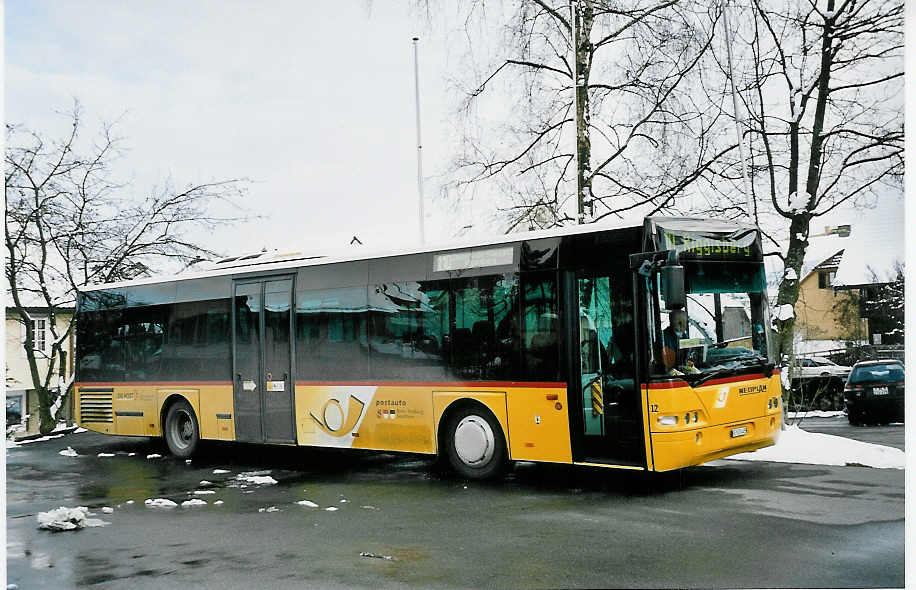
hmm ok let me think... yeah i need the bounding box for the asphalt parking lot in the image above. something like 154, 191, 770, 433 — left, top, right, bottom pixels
5, 426, 905, 589
793, 415, 905, 450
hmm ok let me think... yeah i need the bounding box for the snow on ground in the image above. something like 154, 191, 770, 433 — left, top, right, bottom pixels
146, 454, 162, 459
182, 499, 207, 507
212, 469, 230, 474
786, 410, 846, 419
144, 498, 178, 508
728, 425, 904, 469
58, 447, 78, 457
235, 472, 278, 485
6, 433, 66, 447
37, 507, 108, 531
296, 500, 319, 508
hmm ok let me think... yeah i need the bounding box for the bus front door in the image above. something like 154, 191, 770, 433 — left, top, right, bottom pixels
572, 272, 644, 466
232, 277, 296, 444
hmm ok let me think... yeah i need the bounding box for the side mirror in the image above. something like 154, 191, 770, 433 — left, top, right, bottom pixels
661, 263, 686, 310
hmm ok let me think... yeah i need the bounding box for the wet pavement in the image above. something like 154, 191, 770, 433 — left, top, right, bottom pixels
6, 429, 905, 589
791, 415, 905, 450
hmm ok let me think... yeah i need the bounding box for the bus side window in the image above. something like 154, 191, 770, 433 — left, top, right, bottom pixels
521, 273, 559, 381
449, 274, 517, 380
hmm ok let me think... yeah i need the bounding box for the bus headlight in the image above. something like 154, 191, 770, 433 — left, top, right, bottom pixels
658, 415, 678, 426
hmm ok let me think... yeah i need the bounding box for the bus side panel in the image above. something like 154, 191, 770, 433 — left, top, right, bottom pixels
504, 386, 572, 463
113, 386, 157, 436
195, 384, 235, 441
294, 384, 436, 454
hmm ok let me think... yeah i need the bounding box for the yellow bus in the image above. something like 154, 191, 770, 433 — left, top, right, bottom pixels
75, 216, 781, 479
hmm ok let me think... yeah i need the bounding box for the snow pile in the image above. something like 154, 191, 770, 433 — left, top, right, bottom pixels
97, 453, 114, 457
786, 410, 845, 419
10, 433, 66, 446
784, 268, 798, 281
296, 500, 319, 508
59, 447, 78, 457
324, 507, 338, 512
199, 480, 213, 486
235, 472, 278, 485
258, 506, 281, 513
101, 507, 114, 514
728, 425, 904, 469
192, 490, 216, 495
213, 500, 224, 506
144, 498, 178, 508
212, 469, 230, 474
37, 506, 108, 532
182, 499, 207, 507
146, 454, 162, 459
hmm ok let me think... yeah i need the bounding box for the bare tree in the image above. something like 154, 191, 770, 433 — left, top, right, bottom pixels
5, 102, 248, 434
689, 0, 903, 361
446, 0, 723, 231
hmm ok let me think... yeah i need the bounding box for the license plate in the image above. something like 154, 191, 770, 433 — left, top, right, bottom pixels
872, 386, 888, 396
730, 426, 748, 438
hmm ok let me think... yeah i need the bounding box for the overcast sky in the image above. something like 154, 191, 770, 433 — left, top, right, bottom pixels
4, 1, 905, 276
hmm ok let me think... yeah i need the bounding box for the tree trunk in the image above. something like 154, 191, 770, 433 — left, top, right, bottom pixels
573, 0, 594, 223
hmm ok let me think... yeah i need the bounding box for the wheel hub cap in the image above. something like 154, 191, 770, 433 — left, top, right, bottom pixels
454, 416, 495, 466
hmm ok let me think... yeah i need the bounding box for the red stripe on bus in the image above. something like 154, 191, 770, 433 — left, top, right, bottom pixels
75, 382, 232, 387
700, 374, 769, 387
647, 373, 773, 390
647, 381, 689, 389
75, 381, 567, 389
293, 381, 566, 388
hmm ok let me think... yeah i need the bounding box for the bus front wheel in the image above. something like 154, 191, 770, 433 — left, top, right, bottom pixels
445, 406, 507, 480
164, 399, 200, 459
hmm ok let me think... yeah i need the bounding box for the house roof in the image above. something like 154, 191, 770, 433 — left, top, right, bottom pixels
800, 210, 902, 288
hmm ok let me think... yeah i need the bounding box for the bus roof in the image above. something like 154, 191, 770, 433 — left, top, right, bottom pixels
79, 216, 753, 293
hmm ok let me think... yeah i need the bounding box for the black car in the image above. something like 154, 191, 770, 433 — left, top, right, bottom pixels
844, 360, 905, 425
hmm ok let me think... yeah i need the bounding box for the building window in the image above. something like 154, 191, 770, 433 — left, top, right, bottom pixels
6, 393, 25, 429
818, 271, 836, 289
32, 318, 47, 352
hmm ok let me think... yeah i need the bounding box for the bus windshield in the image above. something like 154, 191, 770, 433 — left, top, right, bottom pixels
650, 260, 772, 380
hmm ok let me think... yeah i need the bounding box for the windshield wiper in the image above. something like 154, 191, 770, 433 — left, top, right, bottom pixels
689, 359, 774, 386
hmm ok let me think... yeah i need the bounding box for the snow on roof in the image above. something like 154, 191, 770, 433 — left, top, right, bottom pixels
800, 210, 903, 287
833, 213, 903, 286
800, 234, 847, 279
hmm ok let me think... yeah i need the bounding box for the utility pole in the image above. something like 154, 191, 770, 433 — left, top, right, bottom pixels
412, 36, 426, 244
722, 0, 754, 221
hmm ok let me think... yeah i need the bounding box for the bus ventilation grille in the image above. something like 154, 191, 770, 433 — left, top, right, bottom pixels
80, 392, 113, 423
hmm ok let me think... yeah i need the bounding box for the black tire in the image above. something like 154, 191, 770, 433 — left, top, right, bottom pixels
164, 399, 200, 459
444, 405, 508, 480
848, 411, 860, 426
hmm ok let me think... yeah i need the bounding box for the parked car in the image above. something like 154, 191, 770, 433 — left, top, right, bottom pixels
790, 356, 852, 410
844, 360, 905, 425
794, 356, 852, 379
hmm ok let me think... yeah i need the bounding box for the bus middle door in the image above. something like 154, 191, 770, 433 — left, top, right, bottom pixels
571, 271, 644, 466
232, 277, 296, 444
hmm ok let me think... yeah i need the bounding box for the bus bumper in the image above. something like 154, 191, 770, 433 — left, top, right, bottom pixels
650, 412, 782, 472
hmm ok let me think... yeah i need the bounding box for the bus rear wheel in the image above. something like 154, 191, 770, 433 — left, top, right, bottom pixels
164, 399, 199, 459
445, 406, 507, 480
